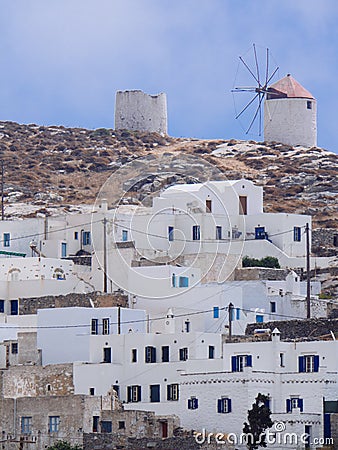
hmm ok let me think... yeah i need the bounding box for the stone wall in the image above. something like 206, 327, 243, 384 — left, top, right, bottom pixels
312, 228, 338, 256
84, 433, 232, 450
235, 267, 289, 281
1, 363, 74, 398
18, 292, 128, 315
115, 90, 168, 134
245, 317, 338, 340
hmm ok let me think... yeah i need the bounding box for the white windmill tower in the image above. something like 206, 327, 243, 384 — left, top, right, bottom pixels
232, 45, 317, 148
264, 74, 317, 147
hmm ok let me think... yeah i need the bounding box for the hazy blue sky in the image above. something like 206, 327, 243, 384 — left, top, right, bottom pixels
1, 0, 337, 151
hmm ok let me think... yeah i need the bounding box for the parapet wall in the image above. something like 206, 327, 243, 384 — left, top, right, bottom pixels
115, 90, 168, 134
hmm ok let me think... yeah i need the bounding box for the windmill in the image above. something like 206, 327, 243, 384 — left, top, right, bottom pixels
232, 44, 279, 137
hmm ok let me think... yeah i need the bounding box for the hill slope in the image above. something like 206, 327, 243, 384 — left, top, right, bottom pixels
0, 121, 337, 229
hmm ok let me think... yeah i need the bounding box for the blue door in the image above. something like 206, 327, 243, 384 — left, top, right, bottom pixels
255, 227, 266, 239
61, 242, 67, 258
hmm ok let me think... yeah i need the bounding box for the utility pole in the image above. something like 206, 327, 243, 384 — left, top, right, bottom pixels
1, 160, 4, 220
103, 218, 108, 293
305, 223, 311, 319
228, 303, 234, 342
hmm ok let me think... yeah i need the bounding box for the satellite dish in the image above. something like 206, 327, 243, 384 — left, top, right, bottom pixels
232, 44, 279, 136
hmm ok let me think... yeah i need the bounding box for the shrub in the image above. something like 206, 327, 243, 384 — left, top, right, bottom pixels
242, 256, 280, 269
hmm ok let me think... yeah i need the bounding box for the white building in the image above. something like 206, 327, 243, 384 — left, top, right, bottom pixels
70, 327, 337, 449
37, 306, 147, 365
264, 74, 317, 148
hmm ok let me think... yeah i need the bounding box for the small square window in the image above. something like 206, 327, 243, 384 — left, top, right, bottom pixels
74, 231, 78, 240
307, 101, 312, 109
89, 387, 95, 396
11, 342, 18, 354
118, 421, 125, 430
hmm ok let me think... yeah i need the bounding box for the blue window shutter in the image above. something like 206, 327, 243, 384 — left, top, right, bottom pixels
188, 399, 192, 409
151, 347, 156, 363
298, 398, 303, 412
217, 399, 223, 413
286, 399, 291, 413
227, 398, 232, 413
231, 356, 237, 372
195, 398, 199, 409
127, 386, 132, 403
137, 385, 142, 402
246, 355, 252, 367
314, 355, 320, 372
213, 307, 219, 319
299, 356, 305, 373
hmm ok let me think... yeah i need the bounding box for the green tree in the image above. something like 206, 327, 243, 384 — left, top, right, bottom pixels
46, 441, 82, 450
243, 393, 273, 449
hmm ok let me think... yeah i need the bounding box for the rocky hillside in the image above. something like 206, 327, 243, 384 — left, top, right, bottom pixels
0, 121, 337, 230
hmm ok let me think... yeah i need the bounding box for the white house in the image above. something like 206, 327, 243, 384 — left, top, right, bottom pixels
71, 327, 337, 449
37, 306, 147, 365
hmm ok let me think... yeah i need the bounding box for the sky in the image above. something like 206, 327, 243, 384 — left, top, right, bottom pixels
0, 0, 338, 152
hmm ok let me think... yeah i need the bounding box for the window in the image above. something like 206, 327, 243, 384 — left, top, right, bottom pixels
102, 318, 110, 335
206, 199, 212, 213
3, 233, 10, 247
101, 421, 112, 433
299, 355, 319, 373
270, 302, 276, 313
231, 354, 252, 372
188, 397, 199, 410
172, 273, 176, 287
307, 101, 312, 109
11, 342, 18, 354
145, 346, 156, 363
74, 231, 78, 240
179, 276, 189, 287
10, 300, 18, 316
82, 231, 91, 245
209, 345, 215, 359
113, 385, 120, 397
131, 349, 137, 363
334, 235, 338, 247
217, 397, 232, 414
0, 300, 4, 313
48, 416, 60, 433
256, 314, 264, 323
294, 226, 302, 242
127, 385, 141, 402
162, 346, 169, 362
216, 226, 222, 240
122, 230, 128, 242
21, 417, 32, 434
239, 196, 247, 215
184, 320, 190, 333
118, 421, 125, 430
286, 397, 303, 412
150, 384, 160, 403
179, 347, 188, 361
103, 347, 112, 363
91, 319, 98, 335
280, 353, 285, 367
168, 226, 174, 242
167, 383, 179, 401
93, 416, 99, 433
192, 225, 200, 241
255, 227, 266, 240
61, 242, 67, 258
213, 306, 219, 319
89, 388, 95, 396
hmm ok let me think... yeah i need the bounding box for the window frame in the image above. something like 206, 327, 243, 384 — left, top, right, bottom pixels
102, 318, 110, 335
48, 416, 60, 433
21, 416, 32, 435
192, 225, 200, 241
167, 383, 179, 401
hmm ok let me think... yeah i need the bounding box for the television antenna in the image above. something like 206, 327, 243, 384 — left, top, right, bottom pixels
232, 44, 279, 136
